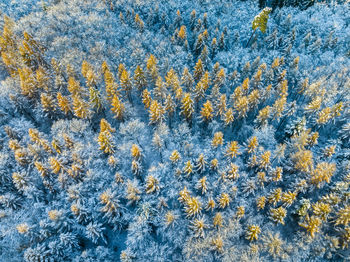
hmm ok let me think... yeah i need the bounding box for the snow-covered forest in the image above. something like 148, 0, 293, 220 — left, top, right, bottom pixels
0, 0, 349, 261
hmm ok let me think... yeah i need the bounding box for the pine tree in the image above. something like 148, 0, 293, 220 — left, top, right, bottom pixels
68, 76, 84, 96
41, 93, 56, 113
134, 14, 144, 31
98, 130, 115, 154
146, 54, 158, 83
149, 99, 165, 124
120, 69, 132, 98
177, 25, 187, 43
165, 68, 180, 92
193, 59, 204, 82
142, 89, 152, 109
89, 86, 102, 112
111, 95, 125, 120
81, 60, 98, 88
57, 92, 71, 115
18, 66, 37, 98
181, 67, 194, 92
154, 76, 167, 101
102, 61, 119, 102
200, 100, 213, 122
164, 94, 175, 118
133, 65, 147, 91
247, 8, 272, 47
181, 93, 194, 121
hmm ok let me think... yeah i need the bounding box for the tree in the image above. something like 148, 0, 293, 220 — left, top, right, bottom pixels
246, 7, 272, 47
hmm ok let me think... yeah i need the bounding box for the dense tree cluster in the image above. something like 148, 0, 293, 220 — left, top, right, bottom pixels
0, 0, 349, 261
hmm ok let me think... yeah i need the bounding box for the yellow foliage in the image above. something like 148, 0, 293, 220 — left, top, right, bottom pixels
211, 158, 219, 170
111, 95, 125, 120
282, 191, 297, 207
57, 92, 71, 114
335, 205, 350, 226
257, 196, 266, 210
259, 150, 271, 169
247, 136, 258, 153
102, 61, 119, 101
269, 206, 287, 225
184, 196, 202, 217
190, 217, 208, 237
234, 95, 249, 118
225, 141, 240, 159
324, 145, 336, 158
100, 118, 115, 133
178, 186, 190, 203
100, 189, 118, 214
257, 106, 271, 125
268, 188, 282, 206
98, 131, 115, 154
196, 176, 208, 194
165, 94, 175, 115
317, 107, 332, 124
131, 144, 141, 160
252, 8, 272, 33
134, 14, 144, 31
299, 215, 322, 238
272, 95, 287, 119
183, 160, 193, 176
246, 225, 261, 241
223, 108, 234, 126
195, 154, 207, 173
133, 65, 147, 91
142, 89, 152, 109
120, 69, 132, 95
312, 202, 331, 221
271, 167, 283, 182
48, 210, 62, 221
18, 67, 37, 98
310, 162, 336, 187
212, 132, 224, 148
169, 150, 181, 163
40, 93, 56, 112
49, 157, 63, 174
72, 95, 91, 119
292, 150, 313, 173
213, 212, 223, 227
200, 100, 213, 121
193, 59, 204, 81
180, 93, 194, 120
16, 223, 29, 234
68, 77, 84, 96
149, 99, 165, 124
145, 175, 159, 194
89, 86, 102, 112
164, 211, 176, 227
178, 25, 187, 39
206, 197, 216, 211
218, 193, 230, 209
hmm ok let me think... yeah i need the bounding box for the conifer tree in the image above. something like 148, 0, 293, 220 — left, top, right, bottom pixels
181, 93, 194, 121
142, 89, 152, 109
149, 99, 165, 124
72, 95, 91, 119
111, 95, 125, 120
193, 59, 204, 82
133, 65, 147, 91
181, 67, 194, 92
200, 100, 213, 122
102, 61, 119, 102
57, 92, 71, 115
120, 69, 132, 99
